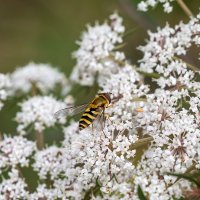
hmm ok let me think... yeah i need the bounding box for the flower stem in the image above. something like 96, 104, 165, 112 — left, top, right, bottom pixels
31, 82, 37, 96
35, 131, 44, 150
176, 0, 193, 17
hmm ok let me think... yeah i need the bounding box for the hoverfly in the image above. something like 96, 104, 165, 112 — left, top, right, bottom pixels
54, 93, 122, 131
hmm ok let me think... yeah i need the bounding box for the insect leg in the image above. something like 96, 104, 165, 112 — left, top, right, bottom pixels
104, 112, 115, 131
100, 108, 107, 138
102, 108, 106, 129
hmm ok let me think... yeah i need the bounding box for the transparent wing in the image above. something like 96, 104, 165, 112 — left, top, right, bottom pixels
90, 109, 106, 132
54, 104, 89, 119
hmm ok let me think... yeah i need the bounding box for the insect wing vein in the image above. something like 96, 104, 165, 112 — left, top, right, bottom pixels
91, 110, 105, 131
54, 104, 89, 119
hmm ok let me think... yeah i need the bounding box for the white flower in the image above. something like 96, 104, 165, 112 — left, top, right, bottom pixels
100, 63, 149, 131
134, 88, 200, 198
59, 122, 137, 198
138, 13, 200, 88
10, 62, 70, 95
30, 184, 59, 200
0, 135, 36, 170
0, 11, 199, 200
134, 146, 192, 200
33, 146, 66, 180
16, 96, 70, 134
0, 73, 11, 110
134, 13, 200, 197
137, 1, 148, 11
137, 0, 175, 13
71, 12, 125, 86
163, 2, 173, 13
0, 169, 29, 199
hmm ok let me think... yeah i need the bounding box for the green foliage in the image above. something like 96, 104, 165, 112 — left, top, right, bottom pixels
83, 178, 103, 200
137, 185, 148, 200
167, 171, 200, 188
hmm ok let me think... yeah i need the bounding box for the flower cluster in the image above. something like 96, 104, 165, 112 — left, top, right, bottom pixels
100, 63, 149, 131
134, 88, 200, 199
138, 13, 200, 88
0, 73, 11, 110
71, 12, 125, 86
138, 0, 174, 13
133, 12, 200, 199
19, 121, 138, 199
10, 62, 70, 96
16, 96, 71, 134
0, 169, 29, 200
0, 9, 200, 200
30, 184, 59, 200
0, 136, 36, 172
134, 147, 192, 199
33, 146, 66, 180
61, 122, 137, 199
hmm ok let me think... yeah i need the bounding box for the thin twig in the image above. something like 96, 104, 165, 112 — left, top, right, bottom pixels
31, 82, 37, 96
176, 0, 193, 17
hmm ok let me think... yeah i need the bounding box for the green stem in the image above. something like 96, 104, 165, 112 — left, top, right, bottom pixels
35, 131, 44, 150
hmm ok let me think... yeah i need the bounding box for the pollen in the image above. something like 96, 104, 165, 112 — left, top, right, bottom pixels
135, 107, 144, 112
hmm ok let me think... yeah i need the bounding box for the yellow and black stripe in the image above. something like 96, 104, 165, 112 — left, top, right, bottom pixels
79, 108, 99, 130
79, 93, 111, 130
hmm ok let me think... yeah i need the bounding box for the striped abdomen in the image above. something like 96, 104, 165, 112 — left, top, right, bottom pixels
79, 93, 111, 130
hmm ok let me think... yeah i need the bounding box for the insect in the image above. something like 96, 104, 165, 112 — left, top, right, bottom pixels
54, 93, 122, 131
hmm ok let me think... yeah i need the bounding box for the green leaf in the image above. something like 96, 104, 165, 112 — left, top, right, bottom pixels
137, 185, 148, 200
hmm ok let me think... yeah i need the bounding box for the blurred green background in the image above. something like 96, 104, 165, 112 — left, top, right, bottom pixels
0, 0, 199, 75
